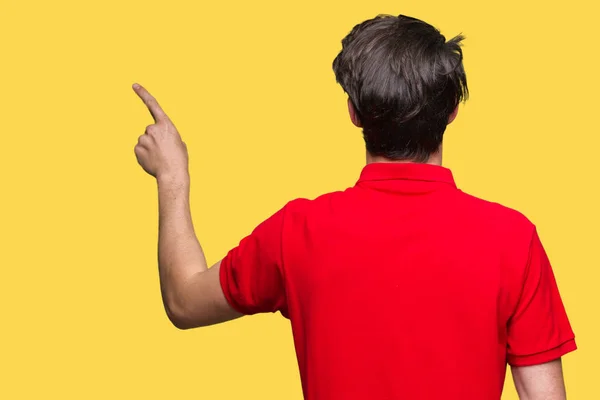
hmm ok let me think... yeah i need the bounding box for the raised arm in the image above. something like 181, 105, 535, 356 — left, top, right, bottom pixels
132, 83, 241, 328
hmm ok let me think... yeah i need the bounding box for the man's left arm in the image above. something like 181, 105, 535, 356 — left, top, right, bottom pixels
132, 83, 242, 329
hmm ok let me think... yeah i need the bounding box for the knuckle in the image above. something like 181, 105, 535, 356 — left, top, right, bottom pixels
138, 135, 151, 146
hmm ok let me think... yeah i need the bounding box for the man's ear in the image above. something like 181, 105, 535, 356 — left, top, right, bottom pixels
448, 106, 459, 124
348, 98, 362, 128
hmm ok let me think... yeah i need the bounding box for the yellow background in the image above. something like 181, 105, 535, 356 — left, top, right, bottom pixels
1, 0, 597, 398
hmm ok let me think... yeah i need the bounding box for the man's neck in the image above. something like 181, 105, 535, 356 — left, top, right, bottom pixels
366, 150, 443, 166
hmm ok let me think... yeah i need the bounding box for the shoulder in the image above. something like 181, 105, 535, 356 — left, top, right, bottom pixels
454, 190, 537, 243
277, 189, 356, 231
461, 190, 533, 223
282, 189, 352, 216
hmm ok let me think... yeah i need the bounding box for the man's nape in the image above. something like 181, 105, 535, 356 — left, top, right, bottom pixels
348, 99, 449, 166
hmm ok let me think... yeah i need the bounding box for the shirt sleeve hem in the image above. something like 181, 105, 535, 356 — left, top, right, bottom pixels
219, 259, 252, 316
508, 338, 577, 367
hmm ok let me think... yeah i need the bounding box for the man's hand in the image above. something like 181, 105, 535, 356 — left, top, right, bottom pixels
133, 83, 189, 182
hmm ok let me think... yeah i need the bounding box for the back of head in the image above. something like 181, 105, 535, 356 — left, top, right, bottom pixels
333, 15, 468, 162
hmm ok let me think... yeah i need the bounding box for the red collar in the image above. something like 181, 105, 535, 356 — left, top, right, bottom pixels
357, 162, 456, 187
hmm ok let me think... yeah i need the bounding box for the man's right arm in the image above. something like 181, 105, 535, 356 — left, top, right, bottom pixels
512, 359, 566, 400
506, 227, 576, 399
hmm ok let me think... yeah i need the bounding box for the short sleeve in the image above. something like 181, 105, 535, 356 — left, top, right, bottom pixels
219, 205, 287, 316
507, 228, 576, 366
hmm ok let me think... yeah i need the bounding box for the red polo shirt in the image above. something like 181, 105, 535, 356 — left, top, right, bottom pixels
219, 162, 576, 399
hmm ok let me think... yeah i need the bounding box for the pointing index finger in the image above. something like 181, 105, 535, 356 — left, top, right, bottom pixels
133, 83, 169, 123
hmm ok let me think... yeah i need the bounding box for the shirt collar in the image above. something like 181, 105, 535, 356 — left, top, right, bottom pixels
357, 162, 456, 187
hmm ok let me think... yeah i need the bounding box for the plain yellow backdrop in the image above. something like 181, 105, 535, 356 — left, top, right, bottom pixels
1, 0, 597, 398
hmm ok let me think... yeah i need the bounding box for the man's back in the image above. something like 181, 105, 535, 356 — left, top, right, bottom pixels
220, 162, 576, 399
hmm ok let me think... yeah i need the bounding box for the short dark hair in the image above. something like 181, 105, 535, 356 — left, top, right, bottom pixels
333, 14, 468, 162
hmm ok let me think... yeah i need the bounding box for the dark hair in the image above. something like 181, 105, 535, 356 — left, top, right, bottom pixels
333, 14, 468, 162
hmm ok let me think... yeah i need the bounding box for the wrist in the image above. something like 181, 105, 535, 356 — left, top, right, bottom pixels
156, 171, 190, 189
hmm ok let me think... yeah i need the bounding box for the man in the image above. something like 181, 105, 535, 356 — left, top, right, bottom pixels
133, 14, 576, 400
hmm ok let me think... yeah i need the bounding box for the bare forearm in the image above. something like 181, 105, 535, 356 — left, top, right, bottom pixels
157, 174, 208, 317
